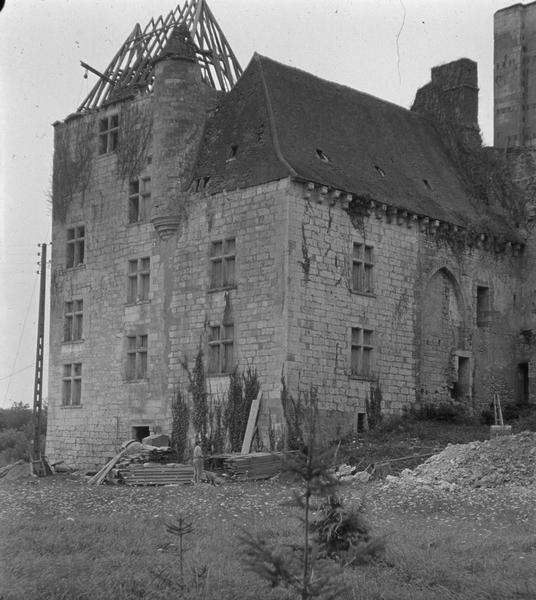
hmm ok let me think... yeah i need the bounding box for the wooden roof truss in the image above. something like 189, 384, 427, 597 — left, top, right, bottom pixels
78, 0, 242, 112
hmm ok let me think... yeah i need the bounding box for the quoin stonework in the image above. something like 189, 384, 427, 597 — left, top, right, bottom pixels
47, 1, 536, 469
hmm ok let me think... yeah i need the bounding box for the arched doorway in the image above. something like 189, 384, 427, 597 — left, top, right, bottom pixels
419, 268, 468, 404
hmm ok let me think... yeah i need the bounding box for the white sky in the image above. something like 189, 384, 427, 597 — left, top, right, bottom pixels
0, 0, 515, 408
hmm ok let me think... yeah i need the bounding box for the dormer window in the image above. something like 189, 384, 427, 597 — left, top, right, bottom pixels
316, 148, 330, 162
374, 165, 385, 177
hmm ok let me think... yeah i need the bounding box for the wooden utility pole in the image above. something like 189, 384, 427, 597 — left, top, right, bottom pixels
32, 243, 47, 459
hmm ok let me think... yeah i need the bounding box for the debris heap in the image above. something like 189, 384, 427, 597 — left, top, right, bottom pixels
390, 431, 536, 489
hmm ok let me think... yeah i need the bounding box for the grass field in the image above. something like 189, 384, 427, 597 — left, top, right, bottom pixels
1, 420, 535, 599
1, 465, 535, 600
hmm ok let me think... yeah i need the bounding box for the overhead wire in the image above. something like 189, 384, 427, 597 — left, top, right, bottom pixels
3, 274, 39, 405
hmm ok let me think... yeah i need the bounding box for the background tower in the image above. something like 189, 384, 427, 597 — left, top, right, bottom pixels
494, 1, 536, 147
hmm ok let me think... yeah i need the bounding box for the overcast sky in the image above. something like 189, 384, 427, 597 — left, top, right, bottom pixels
0, 0, 515, 409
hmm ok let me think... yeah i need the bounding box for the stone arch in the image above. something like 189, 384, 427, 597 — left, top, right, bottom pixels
418, 267, 467, 404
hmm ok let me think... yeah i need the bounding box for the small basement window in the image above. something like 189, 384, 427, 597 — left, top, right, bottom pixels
316, 148, 330, 162
132, 426, 150, 442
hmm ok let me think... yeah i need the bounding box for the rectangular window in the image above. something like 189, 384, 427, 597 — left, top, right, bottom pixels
209, 238, 236, 289
128, 176, 152, 224
62, 363, 82, 406
476, 286, 490, 327
127, 257, 150, 303
64, 299, 83, 341
98, 114, 119, 155
350, 327, 374, 377
352, 243, 374, 293
66, 225, 85, 268
126, 335, 148, 380
208, 323, 234, 374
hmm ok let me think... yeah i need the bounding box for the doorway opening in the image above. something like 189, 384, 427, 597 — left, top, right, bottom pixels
456, 356, 471, 401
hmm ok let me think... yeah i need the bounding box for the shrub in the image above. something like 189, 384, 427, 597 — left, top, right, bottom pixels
0, 428, 30, 466
170, 390, 190, 463
311, 494, 385, 566
411, 401, 466, 424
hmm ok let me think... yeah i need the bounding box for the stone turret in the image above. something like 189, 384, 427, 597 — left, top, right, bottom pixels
151, 24, 217, 239
411, 58, 481, 151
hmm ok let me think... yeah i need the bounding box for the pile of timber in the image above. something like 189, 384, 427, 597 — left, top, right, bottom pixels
88, 442, 193, 486
118, 463, 193, 486
223, 452, 284, 480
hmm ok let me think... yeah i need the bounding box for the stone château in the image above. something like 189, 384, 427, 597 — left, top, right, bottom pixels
47, 1, 536, 469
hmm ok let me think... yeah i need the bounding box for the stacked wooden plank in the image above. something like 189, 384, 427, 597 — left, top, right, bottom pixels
223, 452, 283, 480
118, 464, 194, 486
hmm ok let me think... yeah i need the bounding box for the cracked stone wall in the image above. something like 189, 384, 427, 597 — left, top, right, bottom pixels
282, 182, 524, 439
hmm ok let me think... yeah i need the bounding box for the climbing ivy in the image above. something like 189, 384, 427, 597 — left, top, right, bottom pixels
51, 118, 93, 222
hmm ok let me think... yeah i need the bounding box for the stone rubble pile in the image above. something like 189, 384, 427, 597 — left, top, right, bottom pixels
386, 431, 536, 490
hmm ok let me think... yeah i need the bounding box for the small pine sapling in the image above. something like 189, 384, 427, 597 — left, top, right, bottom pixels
240, 386, 348, 600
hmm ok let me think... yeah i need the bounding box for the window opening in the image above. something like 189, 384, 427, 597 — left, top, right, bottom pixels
357, 412, 366, 432
208, 323, 234, 374
126, 334, 148, 380
350, 327, 374, 377
98, 114, 119, 154
476, 286, 490, 327
66, 225, 85, 268
64, 299, 83, 342
423, 179, 432, 191
352, 243, 374, 293
128, 176, 151, 223
62, 363, 82, 406
209, 238, 235, 289
228, 145, 238, 160
127, 257, 150, 303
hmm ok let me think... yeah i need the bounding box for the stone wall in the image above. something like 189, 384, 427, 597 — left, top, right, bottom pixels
47, 108, 293, 468
279, 182, 524, 440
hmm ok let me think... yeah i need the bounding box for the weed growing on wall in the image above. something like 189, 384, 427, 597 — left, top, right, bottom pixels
365, 384, 383, 430
170, 390, 190, 463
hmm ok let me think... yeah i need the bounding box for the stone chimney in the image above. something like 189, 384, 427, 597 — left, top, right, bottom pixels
411, 58, 481, 150
151, 24, 218, 240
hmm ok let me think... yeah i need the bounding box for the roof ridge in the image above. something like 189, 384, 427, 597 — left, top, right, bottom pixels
254, 53, 298, 178
254, 53, 425, 119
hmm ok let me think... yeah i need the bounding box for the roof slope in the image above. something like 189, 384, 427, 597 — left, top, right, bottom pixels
194, 54, 517, 236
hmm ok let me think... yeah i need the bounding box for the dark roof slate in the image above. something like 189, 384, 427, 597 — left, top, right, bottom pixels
194, 54, 517, 238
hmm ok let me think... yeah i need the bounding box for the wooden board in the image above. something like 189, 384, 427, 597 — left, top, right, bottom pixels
241, 391, 262, 454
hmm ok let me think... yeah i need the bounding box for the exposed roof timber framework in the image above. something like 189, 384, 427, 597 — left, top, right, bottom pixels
77, 0, 242, 112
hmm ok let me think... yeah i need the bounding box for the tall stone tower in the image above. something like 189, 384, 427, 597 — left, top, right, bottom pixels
151, 24, 218, 240
494, 1, 536, 147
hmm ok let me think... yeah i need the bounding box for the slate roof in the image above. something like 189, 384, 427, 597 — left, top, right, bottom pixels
193, 54, 518, 238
